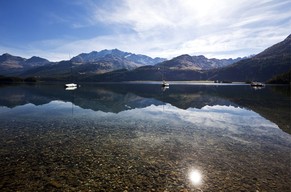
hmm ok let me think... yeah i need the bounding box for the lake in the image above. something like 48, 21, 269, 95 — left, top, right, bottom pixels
0, 83, 290, 191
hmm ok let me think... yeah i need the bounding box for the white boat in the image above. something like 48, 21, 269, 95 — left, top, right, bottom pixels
65, 56, 78, 90
65, 83, 77, 88
161, 62, 169, 87
162, 80, 169, 87
65, 83, 77, 90
250, 82, 264, 87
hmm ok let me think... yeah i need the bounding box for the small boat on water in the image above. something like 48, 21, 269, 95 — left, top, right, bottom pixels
162, 80, 169, 87
65, 83, 78, 90
250, 82, 265, 87
159, 61, 169, 88
65, 54, 78, 90
65, 83, 77, 87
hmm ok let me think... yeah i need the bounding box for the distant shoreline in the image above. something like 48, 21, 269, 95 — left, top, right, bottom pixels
120, 81, 247, 85
1, 76, 289, 86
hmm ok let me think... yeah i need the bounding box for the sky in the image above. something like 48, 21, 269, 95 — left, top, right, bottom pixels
0, 0, 290, 61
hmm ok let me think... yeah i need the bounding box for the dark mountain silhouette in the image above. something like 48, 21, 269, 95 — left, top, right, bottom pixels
0, 53, 50, 76
0, 53, 26, 70
208, 34, 291, 82
25, 56, 50, 67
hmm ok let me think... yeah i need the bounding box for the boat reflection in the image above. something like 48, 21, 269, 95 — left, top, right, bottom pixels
65, 86, 77, 91
161, 85, 169, 92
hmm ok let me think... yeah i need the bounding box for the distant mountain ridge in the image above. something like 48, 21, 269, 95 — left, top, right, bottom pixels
0, 53, 50, 68
157, 54, 243, 70
0, 49, 167, 77
0, 53, 25, 69
68, 49, 167, 75
0, 49, 239, 78
71, 49, 166, 65
0, 53, 50, 76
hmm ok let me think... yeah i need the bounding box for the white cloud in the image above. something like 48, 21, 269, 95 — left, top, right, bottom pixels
32, 101, 279, 138
81, 0, 291, 59
3, 0, 290, 61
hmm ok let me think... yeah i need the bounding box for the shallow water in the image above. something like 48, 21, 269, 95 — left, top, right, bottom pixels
0, 83, 290, 191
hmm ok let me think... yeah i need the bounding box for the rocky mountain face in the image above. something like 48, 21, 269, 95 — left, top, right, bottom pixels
156, 54, 242, 70
74, 54, 143, 74
71, 49, 166, 65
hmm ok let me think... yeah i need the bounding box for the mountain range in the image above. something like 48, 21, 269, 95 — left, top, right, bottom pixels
0, 34, 290, 82
71, 49, 166, 65
157, 54, 243, 70
0, 49, 241, 79
83, 34, 290, 82
0, 49, 167, 77
0, 50, 243, 79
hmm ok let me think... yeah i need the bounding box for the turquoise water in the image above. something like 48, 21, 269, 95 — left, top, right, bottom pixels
0, 83, 290, 191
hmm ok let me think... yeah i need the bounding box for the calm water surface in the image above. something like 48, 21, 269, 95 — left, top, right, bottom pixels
0, 83, 290, 191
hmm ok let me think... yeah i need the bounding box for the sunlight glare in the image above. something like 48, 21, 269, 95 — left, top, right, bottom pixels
189, 169, 202, 185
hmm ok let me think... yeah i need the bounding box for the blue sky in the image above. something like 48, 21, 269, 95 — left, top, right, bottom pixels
0, 0, 290, 61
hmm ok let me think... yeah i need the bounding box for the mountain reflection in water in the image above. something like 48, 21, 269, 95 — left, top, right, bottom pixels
0, 83, 290, 191
0, 83, 289, 133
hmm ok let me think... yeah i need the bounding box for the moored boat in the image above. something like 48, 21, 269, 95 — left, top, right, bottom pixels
250, 82, 264, 87
65, 83, 77, 90
162, 80, 169, 87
